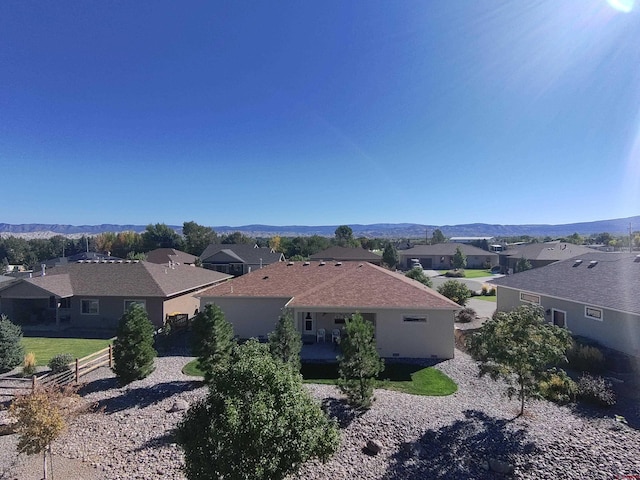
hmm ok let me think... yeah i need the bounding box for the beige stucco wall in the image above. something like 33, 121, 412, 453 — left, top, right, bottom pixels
496, 286, 640, 358
374, 308, 455, 359
201, 297, 290, 339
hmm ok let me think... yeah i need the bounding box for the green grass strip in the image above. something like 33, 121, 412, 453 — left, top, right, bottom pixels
22, 337, 113, 366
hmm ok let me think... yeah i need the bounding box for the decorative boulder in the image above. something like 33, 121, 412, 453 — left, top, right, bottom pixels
365, 439, 383, 455
168, 399, 189, 413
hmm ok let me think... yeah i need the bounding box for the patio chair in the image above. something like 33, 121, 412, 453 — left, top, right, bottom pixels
331, 328, 341, 344
316, 328, 326, 343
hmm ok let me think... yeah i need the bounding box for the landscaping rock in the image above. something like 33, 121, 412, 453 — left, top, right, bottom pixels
365, 438, 383, 455
167, 399, 189, 413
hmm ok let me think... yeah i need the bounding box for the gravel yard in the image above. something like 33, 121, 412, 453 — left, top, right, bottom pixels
1, 349, 639, 480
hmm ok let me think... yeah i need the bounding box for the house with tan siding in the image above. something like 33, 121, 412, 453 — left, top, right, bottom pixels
399, 243, 498, 270
0, 261, 230, 331
490, 252, 640, 359
198, 261, 460, 359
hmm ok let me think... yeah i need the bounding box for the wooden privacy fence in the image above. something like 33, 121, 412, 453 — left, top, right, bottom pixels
0, 345, 113, 397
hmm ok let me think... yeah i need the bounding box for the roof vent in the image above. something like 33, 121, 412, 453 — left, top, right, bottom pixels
77, 260, 84, 263
287, 261, 294, 266
319, 261, 326, 266
303, 261, 310, 266
133, 260, 140, 263
263, 275, 269, 280
125, 260, 132, 263
117, 260, 124, 263
635, 255, 640, 263
335, 262, 342, 266
573, 259, 583, 267
588, 260, 598, 268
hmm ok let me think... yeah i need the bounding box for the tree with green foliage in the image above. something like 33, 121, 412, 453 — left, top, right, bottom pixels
191, 304, 235, 384
268, 311, 302, 372
183, 221, 218, 256
405, 267, 433, 288
431, 229, 446, 244
338, 313, 384, 409
515, 257, 532, 273
468, 304, 572, 416
221, 231, 253, 244
437, 279, 472, 306
452, 246, 467, 269
112, 304, 157, 384
0, 314, 25, 372
176, 340, 340, 480
141, 223, 185, 251
382, 243, 399, 268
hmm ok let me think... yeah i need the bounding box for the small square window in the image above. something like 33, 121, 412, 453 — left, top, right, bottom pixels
81, 299, 99, 315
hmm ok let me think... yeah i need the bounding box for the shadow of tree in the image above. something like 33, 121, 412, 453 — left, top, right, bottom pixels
383, 410, 539, 480
134, 430, 176, 452
95, 380, 203, 414
321, 397, 364, 428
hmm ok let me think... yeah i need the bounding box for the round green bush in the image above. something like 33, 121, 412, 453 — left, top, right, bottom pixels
48, 353, 74, 373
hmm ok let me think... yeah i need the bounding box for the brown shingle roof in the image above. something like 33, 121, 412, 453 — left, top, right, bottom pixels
199, 261, 459, 310
21, 261, 230, 298
145, 248, 198, 265
309, 246, 382, 263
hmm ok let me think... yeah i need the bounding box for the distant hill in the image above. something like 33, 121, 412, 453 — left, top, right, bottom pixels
0, 216, 638, 239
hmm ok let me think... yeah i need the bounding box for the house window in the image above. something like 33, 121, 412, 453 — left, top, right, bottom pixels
124, 299, 146, 313
585, 306, 603, 321
519, 292, 540, 305
59, 298, 71, 309
403, 315, 427, 323
334, 318, 346, 325
81, 299, 99, 315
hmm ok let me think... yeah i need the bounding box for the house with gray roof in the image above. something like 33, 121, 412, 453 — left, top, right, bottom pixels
490, 252, 640, 358
199, 261, 460, 359
145, 248, 198, 266
309, 246, 382, 265
0, 261, 230, 331
497, 241, 597, 274
199, 244, 284, 276
399, 243, 498, 270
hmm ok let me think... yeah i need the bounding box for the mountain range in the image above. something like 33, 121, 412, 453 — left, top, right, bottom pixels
0, 215, 638, 239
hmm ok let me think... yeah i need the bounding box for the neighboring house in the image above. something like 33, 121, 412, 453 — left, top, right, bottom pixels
497, 241, 597, 273
490, 252, 640, 358
0, 260, 230, 331
399, 243, 498, 270
199, 244, 284, 276
198, 260, 460, 359
43, 252, 123, 268
309, 246, 382, 265
145, 248, 198, 266
449, 236, 495, 244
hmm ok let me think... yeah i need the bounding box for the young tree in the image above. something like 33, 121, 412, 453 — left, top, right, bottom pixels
452, 246, 467, 269
468, 304, 572, 416
405, 267, 433, 288
515, 257, 532, 273
338, 313, 384, 409
191, 304, 235, 384
9, 385, 78, 480
268, 311, 302, 372
176, 340, 340, 480
112, 304, 157, 385
382, 243, 399, 268
437, 279, 472, 306
0, 314, 25, 372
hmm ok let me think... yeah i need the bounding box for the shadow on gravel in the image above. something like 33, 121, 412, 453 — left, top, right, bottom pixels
382, 409, 539, 480
97, 380, 203, 414
321, 397, 364, 428
134, 431, 175, 452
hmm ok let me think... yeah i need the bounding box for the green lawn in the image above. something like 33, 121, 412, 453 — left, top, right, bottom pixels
21, 337, 113, 366
439, 269, 494, 279
474, 295, 497, 302
183, 360, 458, 396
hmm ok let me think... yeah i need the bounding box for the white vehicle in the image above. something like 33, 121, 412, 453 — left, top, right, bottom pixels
410, 259, 422, 270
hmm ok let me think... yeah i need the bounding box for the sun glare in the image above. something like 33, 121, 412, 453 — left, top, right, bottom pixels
607, 0, 635, 12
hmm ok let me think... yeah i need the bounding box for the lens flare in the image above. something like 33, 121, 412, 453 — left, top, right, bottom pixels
607, 0, 635, 12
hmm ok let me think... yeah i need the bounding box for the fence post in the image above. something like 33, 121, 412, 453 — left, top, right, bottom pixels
109, 344, 113, 369
75, 358, 79, 384
31, 374, 37, 393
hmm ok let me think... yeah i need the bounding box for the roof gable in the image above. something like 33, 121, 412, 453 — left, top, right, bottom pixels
200, 244, 282, 265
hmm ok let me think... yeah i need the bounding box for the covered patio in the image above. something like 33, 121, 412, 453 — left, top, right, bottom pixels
300, 341, 341, 362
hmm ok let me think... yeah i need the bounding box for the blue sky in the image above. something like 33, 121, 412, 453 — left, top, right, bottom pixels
1, 1, 639, 228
